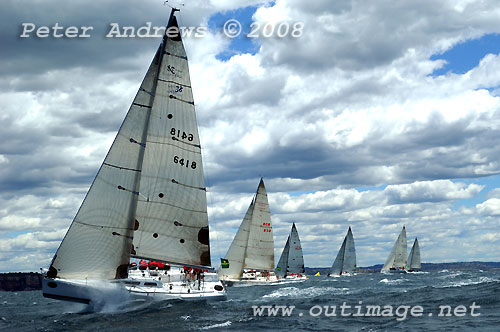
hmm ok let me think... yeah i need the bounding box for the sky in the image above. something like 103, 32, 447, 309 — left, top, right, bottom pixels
1, 0, 500, 272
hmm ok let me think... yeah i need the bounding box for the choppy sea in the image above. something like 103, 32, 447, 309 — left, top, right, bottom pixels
1, 270, 499, 331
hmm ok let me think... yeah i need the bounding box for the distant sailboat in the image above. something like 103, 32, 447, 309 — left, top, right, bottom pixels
41, 8, 226, 305
381, 226, 407, 273
276, 223, 307, 280
407, 238, 421, 272
217, 179, 279, 284
328, 227, 356, 277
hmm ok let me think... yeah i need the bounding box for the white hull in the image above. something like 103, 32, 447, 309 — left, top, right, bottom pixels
43, 268, 226, 305
223, 271, 307, 286
328, 272, 356, 277
381, 268, 407, 274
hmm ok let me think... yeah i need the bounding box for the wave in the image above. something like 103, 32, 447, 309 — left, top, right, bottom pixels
441, 276, 499, 288
200, 321, 231, 330
379, 278, 407, 284
262, 286, 350, 299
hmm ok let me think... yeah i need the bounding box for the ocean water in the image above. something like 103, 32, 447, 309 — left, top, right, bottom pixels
1, 270, 499, 331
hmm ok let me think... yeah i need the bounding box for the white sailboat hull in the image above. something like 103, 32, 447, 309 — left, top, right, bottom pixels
223, 270, 306, 286
42, 268, 226, 305
328, 272, 357, 277
381, 268, 407, 274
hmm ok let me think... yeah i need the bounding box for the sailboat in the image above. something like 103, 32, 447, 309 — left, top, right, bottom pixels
275, 223, 307, 281
381, 226, 407, 273
407, 238, 421, 272
41, 8, 226, 305
217, 179, 279, 284
328, 227, 356, 277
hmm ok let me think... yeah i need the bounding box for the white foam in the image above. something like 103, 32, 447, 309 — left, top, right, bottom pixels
262, 286, 349, 299
379, 278, 407, 284
442, 276, 498, 288
200, 321, 232, 330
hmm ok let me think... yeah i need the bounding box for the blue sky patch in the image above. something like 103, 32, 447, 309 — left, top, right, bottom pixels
208, 5, 263, 61
451, 174, 500, 209
430, 33, 500, 76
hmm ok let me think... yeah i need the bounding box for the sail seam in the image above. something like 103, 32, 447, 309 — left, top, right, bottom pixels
103, 162, 141, 172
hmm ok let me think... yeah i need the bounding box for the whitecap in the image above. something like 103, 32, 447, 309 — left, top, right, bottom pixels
200, 321, 231, 330
262, 286, 349, 299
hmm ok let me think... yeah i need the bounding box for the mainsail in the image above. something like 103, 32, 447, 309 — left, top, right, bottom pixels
329, 227, 356, 276
218, 179, 274, 279
48, 12, 211, 281
407, 238, 421, 271
381, 226, 407, 272
276, 223, 305, 277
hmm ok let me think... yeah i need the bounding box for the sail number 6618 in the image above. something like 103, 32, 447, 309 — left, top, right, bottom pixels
173, 156, 197, 169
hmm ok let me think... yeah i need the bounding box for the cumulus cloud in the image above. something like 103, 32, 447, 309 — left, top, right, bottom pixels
1, 0, 500, 271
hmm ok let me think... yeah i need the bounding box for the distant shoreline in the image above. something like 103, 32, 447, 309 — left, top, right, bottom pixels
307, 261, 500, 275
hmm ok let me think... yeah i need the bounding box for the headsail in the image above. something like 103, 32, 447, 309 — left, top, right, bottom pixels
329, 227, 356, 276
381, 226, 407, 271
276, 223, 305, 277
217, 201, 254, 279
408, 238, 421, 270
275, 237, 290, 277
48, 11, 211, 281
